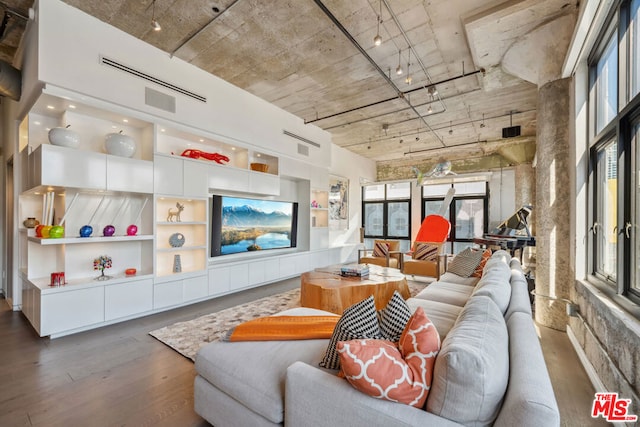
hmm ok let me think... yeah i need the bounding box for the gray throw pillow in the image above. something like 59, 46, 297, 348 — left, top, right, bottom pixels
447, 247, 485, 277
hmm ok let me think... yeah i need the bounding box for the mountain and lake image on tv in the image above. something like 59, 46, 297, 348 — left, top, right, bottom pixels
211, 195, 298, 257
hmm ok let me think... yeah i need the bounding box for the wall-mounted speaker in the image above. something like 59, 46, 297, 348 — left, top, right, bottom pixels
502, 125, 521, 138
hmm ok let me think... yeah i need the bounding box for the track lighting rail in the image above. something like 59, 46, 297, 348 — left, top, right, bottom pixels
305, 68, 484, 125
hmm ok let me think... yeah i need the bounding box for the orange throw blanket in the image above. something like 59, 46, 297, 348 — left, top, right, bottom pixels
225, 315, 339, 342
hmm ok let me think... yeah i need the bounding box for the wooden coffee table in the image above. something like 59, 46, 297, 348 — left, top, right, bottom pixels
300, 264, 410, 314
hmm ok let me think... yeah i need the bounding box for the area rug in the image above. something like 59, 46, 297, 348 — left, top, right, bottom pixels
149, 281, 426, 361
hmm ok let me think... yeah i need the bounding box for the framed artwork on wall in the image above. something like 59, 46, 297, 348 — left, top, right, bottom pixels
329, 175, 349, 230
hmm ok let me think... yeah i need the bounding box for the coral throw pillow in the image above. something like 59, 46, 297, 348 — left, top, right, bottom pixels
471, 249, 492, 277
338, 307, 440, 408
372, 241, 390, 258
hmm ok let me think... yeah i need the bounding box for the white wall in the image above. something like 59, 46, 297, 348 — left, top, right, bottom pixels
329, 144, 376, 248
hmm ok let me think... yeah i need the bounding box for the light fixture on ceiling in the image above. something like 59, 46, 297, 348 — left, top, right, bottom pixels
448, 121, 453, 135
396, 49, 403, 75
480, 113, 486, 128
405, 49, 412, 84
151, 0, 161, 31
427, 85, 438, 97
427, 104, 433, 114
373, 0, 382, 46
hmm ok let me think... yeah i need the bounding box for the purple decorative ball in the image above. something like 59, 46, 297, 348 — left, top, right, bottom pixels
79, 225, 93, 237
103, 225, 115, 236
126, 224, 138, 236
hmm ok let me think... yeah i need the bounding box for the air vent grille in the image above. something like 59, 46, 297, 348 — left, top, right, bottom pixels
101, 56, 206, 103
283, 130, 320, 148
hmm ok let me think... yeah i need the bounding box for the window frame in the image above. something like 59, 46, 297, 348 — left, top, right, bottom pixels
587, 0, 640, 308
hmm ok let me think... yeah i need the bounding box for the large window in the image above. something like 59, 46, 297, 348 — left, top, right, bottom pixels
593, 140, 618, 281
588, 0, 640, 304
362, 182, 411, 252
422, 181, 488, 253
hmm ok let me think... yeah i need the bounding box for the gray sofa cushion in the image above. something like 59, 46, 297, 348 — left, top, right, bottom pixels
504, 259, 533, 320
494, 312, 560, 427
195, 338, 331, 424
439, 272, 480, 286
406, 298, 463, 338
427, 295, 509, 427
413, 281, 475, 307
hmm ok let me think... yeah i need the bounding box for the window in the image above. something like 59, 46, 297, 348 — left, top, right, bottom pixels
594, 33, 618, 134
362, 182, 411, 252
631, 0, 640, 97
632, 121, 640, 293
593, 140, 618, 281
588, 0, 640, 304
422, 181, 488, 253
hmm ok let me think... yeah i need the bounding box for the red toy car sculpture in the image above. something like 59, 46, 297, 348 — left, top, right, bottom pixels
180, 149, 230, 164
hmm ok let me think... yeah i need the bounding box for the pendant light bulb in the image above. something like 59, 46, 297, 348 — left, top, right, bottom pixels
427, 104, 433, 114
396, 50, 403, 75
374, 1, 382, 46
151, 0, 161, 31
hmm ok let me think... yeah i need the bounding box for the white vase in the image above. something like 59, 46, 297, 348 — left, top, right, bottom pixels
104, 131, 136, 158
48, 126, 80, 148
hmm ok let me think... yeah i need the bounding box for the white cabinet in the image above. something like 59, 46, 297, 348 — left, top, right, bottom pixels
106, 156, 154, 193
154, 155, 184, 196
40, 286, 105, 337
153, 273, 208, 309
208, 266, 230, 296
31, 144, 107, 190
105, 278, 153, 321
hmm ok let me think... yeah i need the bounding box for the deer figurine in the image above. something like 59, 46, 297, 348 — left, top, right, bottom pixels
167, 202, 184, 222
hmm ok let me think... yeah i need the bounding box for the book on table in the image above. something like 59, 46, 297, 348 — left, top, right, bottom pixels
340, 264, 370, 277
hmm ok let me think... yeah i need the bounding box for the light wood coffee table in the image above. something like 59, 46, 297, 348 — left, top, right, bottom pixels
300, 264, 410, 314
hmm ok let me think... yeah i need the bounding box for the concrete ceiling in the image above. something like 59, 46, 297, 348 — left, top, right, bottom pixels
0, 0, 578, 177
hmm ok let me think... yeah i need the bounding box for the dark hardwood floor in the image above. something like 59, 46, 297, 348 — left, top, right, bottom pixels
0, 277, 606, 426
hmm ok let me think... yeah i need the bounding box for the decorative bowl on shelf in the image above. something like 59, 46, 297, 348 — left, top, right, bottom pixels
48, 125, 80, 148
250, 163, 269, 173
125, 268, 137, 276
104, 130, 136, 158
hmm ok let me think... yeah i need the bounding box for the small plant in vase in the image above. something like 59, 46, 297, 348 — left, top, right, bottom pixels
93, 255, 113, 281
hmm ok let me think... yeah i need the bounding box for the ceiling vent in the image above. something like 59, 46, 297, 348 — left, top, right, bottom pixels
283, 130, 320, 148
100, 56, 206, 103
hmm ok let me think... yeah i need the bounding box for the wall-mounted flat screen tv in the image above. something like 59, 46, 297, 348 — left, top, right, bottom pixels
211, 195, 298, 257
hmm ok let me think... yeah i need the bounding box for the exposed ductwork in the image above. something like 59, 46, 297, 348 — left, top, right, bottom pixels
0, 59, 21, 101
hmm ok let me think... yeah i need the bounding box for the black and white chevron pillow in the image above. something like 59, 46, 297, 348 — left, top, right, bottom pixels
319, 296, 382, 370
378, 291, 412, 342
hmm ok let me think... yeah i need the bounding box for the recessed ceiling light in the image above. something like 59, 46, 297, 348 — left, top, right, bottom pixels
231, 147, 236, 151
160, 128, 166, 132
46, 105, 55, 110
34, 121, 41, 125
69, 105, 76, 109
199, 139, 204, 142
122, 119, 129, 123
112, 125, 117, 129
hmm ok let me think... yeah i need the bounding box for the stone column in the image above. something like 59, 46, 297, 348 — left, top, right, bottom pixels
515, 163, 536, 268
535, 78, 572, 331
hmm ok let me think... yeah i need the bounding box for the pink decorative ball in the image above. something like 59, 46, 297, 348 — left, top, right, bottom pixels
126, 224, 138, 236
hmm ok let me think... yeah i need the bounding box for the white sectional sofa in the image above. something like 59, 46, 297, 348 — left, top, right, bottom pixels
194, 250, 560, 427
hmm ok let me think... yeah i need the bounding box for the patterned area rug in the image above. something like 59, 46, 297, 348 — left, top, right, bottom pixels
149, 281, 426, 361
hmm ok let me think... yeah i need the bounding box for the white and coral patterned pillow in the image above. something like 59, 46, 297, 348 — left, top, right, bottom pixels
372, 241, 390, 258
337, 307, 440, 408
